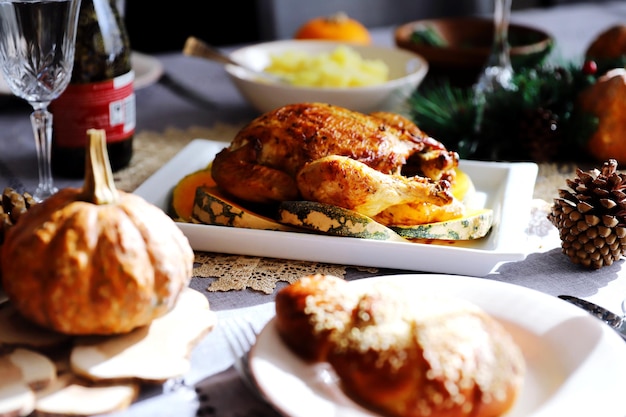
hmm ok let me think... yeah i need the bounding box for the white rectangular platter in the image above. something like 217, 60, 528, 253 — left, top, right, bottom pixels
134, 138, 538, 276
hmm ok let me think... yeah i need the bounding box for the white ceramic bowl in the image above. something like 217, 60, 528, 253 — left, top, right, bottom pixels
226, 40, 428, 114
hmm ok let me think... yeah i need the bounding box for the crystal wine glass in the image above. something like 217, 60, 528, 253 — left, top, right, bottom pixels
0, 0, 82, 201
474, 0, 515, 97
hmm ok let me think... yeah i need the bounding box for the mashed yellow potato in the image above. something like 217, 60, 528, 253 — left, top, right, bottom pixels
264, 45, 389, 88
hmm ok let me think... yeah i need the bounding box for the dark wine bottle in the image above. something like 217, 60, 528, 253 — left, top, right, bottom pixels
50, 0, 135, 178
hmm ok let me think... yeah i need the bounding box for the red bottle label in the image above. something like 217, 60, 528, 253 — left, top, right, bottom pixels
51, 71, 136, 147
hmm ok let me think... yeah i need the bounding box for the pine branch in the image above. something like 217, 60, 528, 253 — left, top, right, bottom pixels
406, 62, 598, 162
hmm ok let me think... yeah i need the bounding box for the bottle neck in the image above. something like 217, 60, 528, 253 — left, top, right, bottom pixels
93, 0, 125, 52
72, 0, 132, 83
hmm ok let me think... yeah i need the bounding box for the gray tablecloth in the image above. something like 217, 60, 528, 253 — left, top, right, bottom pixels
1, 2, 626, 416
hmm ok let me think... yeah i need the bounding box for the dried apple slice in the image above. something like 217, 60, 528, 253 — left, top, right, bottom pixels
0, 348, 56, 417
0, 303, 70, 351
0, 383, 34, 417
34, 373, 139, 417
70, 288, 217, 383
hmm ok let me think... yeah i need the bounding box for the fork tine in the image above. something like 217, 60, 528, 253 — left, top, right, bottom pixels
224, 317, 257, 355
223, 319, 241, 358
242, 320, 258, 349
222, 317, 263, 398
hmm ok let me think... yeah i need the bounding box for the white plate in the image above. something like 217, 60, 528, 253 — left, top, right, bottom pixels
249, 274, 626, 417
131, 51, 164, 89
0, 51, 163, 94
134, 138, 538, 276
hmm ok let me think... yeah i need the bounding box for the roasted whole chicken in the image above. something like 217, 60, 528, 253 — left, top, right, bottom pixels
211, 102, 464, 225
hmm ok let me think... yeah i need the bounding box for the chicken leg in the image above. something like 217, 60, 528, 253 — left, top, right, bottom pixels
296, 155, 454, 218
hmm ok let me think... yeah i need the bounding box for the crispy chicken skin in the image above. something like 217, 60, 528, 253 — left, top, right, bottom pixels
211, 102, 461, 221
297, 155, 453, 217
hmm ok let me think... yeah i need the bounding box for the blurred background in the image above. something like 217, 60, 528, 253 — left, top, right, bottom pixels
124, 0, 596, 53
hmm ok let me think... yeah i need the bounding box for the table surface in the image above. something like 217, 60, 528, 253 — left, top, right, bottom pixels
1, 2, 626, 417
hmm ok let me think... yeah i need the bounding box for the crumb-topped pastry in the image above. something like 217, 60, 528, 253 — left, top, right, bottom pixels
274, 274, 359, 362
274, 275, 525, 417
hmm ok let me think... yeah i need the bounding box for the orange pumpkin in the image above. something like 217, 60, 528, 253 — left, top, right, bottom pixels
294, 12, 371, 45
0, 129, 194, 335
577, 68, 626, 164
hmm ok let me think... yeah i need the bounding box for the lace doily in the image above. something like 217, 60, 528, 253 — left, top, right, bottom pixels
193, 253, 378, 294
526, 198, 562, 253
533, 162, 577, 202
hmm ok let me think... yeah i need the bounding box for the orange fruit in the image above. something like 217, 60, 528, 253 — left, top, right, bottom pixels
294, 12, 371, 45
585, 25, 626, 61
577, 68, 626, 164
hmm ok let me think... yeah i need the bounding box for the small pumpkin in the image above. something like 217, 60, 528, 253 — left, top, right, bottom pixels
294, 12, 371, 45
577, 68, 626, 164
0, 129, 194, 335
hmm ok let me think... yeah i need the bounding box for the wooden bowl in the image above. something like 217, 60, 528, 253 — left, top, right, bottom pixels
395, 17, 554, 86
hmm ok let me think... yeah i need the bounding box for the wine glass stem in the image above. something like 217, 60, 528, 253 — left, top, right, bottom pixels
30, 106, 58, 201
489, 0, 513, 70
473, 0, 515, 134
474, 0, 514, 98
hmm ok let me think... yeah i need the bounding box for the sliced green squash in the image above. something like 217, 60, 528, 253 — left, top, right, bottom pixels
177, 165, 488, 241
389, 208, 494, 240
192, 186, 295, 231
278, 200, 407, 242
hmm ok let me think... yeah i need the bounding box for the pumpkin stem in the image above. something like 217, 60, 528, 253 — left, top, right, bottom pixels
327, 11, 349, 24
81, 129, 119, 204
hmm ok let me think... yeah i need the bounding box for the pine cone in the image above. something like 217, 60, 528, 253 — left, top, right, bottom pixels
548, 159, 626, 269
0, 187, 37, 281
519, 107, 563, 162
0, 187, 36, 246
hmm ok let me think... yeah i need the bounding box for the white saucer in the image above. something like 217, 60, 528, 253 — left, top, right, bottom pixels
131, 51, 164, 89
0, 51, 163, 94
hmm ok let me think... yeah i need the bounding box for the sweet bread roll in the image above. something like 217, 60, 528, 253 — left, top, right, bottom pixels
275, 275, 525, 417
327, 284, 525, 417
274, 274, 357, 362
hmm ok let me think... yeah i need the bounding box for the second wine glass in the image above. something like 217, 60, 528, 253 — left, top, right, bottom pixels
0, 0, 82, 201
474, 0, 515, 97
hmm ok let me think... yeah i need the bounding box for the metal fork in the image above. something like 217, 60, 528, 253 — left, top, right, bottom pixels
222, 317, 265, 399
182, 36, 286, 84
558, 295, 626, 340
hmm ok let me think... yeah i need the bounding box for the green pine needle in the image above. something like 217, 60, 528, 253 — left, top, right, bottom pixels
406, 62, 599, 161
407, 81, 479, 157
